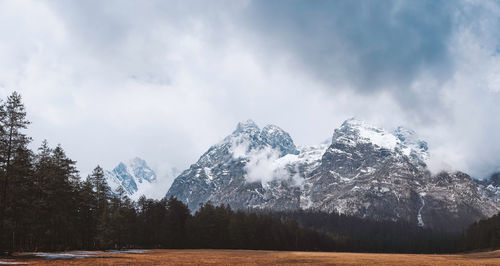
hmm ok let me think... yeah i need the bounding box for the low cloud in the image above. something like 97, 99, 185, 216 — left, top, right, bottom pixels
230, 138, 303, 187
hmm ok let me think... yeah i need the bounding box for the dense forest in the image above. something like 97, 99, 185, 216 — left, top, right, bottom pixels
463, 212, 500, 250
265, 211, 460, 253
0, 92, 498, 255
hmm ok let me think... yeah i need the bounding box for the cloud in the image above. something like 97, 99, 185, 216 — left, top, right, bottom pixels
230, 138, 303, 186
242, 0, 500, 177
244, 1, 455, 111
0, 0, 499, 189
132, 167, 179, 201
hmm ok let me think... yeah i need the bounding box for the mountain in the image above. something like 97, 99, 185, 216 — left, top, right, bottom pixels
166, 119, 500, 232
475, 172, 500, 204
105, 157, 157, 198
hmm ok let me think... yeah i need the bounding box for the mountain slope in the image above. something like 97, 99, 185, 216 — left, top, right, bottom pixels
105, 157, 157, 198
166, 119, 500, 231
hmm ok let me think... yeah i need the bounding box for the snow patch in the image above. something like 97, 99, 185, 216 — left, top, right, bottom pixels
417, 193, 426, 227
355, 123, 399, 150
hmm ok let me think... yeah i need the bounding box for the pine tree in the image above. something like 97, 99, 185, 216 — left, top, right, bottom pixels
88, 166, 110, 214
163, 197, 190, 248
32, 140, 53, 251
87, 166, 111, 248
77, 178, 97, 249
0, 92, 31, 253
49, 145, 80, 249
6, 146, 34, 251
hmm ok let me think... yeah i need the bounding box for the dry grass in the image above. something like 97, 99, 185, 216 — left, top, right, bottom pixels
3, 249, 500, 265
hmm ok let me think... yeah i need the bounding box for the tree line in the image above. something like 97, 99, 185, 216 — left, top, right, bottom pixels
462, 211, 500, 250
265, 210, 461, 253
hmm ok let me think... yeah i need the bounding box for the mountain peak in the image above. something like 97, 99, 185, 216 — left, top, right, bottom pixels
234, 119, 260, 134
115, 162, 127, 171
332, 119, 429, 164
334, 118, 399, 150
105, 158, 157, 197
261, 124, 298, 155
340, 118, 381, 131
341, 117, 364, 126
129, 157, 147, 168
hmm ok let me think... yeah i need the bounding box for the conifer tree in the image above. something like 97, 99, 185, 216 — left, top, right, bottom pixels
163, 196, 190, 248
88, 166, 110, 215
77, 178, 97, 249
5, 146, 34, 251
88, 166, 111, 248
0, 92, 31, 252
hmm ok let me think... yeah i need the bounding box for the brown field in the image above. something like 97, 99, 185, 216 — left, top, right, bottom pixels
2, 249, 500, 265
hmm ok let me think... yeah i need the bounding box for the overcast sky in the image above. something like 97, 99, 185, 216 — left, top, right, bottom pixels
1, 0, 499, 188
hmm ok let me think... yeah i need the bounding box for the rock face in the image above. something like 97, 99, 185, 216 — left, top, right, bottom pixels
166, 119, 500, 232
105, 157, 157, 197
475, 172, 500, 205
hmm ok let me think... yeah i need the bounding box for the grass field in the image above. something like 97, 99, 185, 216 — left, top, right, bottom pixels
2, 249, 500, 265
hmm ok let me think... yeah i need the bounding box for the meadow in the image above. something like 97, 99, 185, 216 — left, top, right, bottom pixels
2, 249, 500, 265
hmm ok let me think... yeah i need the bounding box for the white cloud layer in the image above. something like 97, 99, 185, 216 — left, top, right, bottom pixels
0, 0, 499, 197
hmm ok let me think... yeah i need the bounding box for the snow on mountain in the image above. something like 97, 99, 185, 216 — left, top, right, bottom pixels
166, 119, 500, 232
105, 157, 173, 200
335, 118, 429, 164
340, 118, 400, 150
475, 172, 500, 203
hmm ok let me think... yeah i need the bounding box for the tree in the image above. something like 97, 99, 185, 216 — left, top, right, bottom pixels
5, 146, 34, 251
88, 166, 110, 215
77, 178, 97, 249
48, 145, 80, 249
0, 92, 31, 253
87, 166, 111, 249
163, 197, 190, 248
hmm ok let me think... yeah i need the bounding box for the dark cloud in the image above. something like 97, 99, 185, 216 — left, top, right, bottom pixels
245, 0, 456, 111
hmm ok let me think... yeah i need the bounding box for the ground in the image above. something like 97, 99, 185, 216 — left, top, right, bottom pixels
1, 249, 500, 265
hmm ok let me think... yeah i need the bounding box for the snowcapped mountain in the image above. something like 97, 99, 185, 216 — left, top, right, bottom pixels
105, 157, 158, 198
166, 119, 500, 232
475, 172, 500, 204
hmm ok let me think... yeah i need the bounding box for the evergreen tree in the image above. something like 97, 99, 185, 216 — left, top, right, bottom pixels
0, 92, 31, 253
48, 145, 80, 250
32, 140, 53, 251
87, 166, 111, 248
163, 197, 190, 248
88, 166, 110, 214
5, 146, 34, 251
77, 178, 97, 249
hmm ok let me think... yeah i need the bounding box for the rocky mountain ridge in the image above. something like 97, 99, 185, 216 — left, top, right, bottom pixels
166, 119, 500, 232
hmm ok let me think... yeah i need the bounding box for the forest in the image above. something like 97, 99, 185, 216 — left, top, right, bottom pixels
266, 211, 460, 253
0, 92, 498, 254
463, 212, 500, 250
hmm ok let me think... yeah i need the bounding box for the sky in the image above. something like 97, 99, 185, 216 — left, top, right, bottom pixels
0, 0, 500, 191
